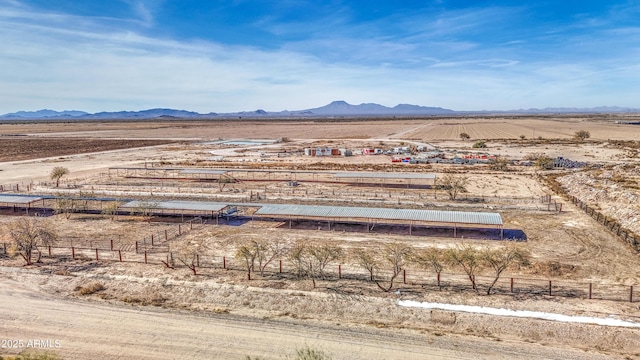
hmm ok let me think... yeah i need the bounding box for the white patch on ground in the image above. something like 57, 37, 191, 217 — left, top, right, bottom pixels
398, 300, 640, 328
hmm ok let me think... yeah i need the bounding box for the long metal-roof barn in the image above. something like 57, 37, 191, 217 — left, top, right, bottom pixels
253, 203, 503, 238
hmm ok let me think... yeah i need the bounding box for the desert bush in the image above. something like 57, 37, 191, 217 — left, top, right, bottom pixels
574, 130, 590, 141
459, 133, 470, 141
437, 174, 468, 200
488, 156, 509, 171
293, 346, 332, 360
77, 281, 105, 295
472, 140, 487, 148
1, 350, 63, 360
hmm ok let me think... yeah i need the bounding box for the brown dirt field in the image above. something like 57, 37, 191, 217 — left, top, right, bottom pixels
1, 116, 638, 141
0, 138, 176, 162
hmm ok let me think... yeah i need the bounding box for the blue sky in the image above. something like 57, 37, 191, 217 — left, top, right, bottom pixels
1, 0, 639, 113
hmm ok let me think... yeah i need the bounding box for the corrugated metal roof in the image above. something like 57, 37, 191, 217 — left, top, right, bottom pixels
0, 195, 44, 204
254, 204, 502, 226
120, 200, 228, 212
179, 169, 228, 175
333, 172, 436, 180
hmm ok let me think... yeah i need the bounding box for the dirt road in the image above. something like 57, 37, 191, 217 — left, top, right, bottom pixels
0, 270, 620, 360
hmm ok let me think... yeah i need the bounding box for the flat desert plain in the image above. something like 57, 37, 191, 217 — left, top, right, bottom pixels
1, 115, 639, 360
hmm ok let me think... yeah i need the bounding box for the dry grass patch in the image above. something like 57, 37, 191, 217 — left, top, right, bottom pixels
76, 281, 105, 295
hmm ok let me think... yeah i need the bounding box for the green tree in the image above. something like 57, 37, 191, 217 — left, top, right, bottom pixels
50, 167, 69, 188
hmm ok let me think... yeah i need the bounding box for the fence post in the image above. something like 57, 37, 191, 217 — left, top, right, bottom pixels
548, 280, 552, 296
178, 224, 181, 235
151, 235, 154, 246
95, 248, 99, 261
144, 251, 147, 264
631, 286, 634, 303
165, 229, 168, 241
437, 272, 441, 288
510, 277, 514, 293
110, 239, 114, 251
72, 247, 75, 260
196, 254, 200, 267
338, 264, 341, 279
135, 241, 138, 254
279, 259, 282, 273
190, 222, 193, 230
223, 256, 226, 269
48, 246, 51, 257
589, 283, 592, 300
119, 250, 122, 262
403, 269, 406, 284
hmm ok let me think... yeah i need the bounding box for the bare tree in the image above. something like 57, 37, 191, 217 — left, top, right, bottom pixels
413, 247, 446, 290
255, 238, 289, 277
287, 241, 341, 287
236, 241, 259, 280
288, 240, 308, 278
574, 130, 590, 142
53, 196, 76, 220
459, 133, 470, 141
482, 244, 530, 295
437, 174, 468, 200
353, 247, 379, 281
376, 242, 413, 292
101, 201, 120, 221
173, 238, 203, 275
50, 167, 69, 188
130, 200, 159, 222
446, 243, 482, 293
308, 243, 342, 280
7, 218, 58, 265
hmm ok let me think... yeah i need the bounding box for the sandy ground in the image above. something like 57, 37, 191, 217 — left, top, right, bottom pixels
1, 267, 636, 360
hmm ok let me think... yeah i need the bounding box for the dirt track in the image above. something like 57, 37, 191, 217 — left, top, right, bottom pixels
0, 269, 621, 360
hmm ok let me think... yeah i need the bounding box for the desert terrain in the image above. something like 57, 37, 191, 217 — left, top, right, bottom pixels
1, 115, 639, 359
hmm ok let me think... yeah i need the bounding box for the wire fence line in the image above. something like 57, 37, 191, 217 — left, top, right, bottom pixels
36, 245, 637, 303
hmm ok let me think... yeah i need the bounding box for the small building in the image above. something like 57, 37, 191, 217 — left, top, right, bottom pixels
339, 148, 353, 156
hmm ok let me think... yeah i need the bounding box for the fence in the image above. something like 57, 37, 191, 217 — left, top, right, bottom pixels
35, 245, 638, 303
569, 195, 640, 251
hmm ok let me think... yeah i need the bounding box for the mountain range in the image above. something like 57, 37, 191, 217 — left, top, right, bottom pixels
1, 101, 639, 120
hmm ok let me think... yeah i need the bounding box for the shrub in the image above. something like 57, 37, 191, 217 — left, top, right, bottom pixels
472, 140, 487, 148
77, 281, 105, 295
